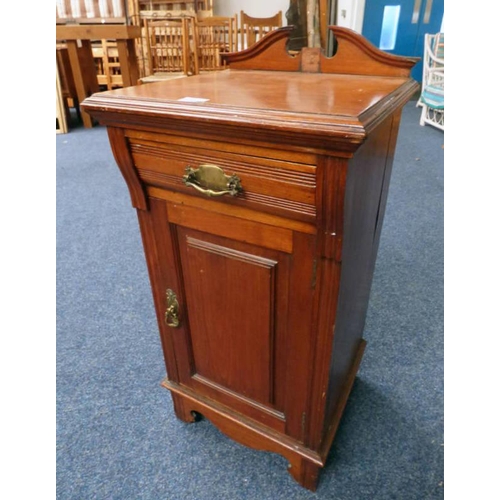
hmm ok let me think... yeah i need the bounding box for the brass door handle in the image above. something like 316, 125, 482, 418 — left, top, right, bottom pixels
183, 164, 243, 197
165, 289, 180, 328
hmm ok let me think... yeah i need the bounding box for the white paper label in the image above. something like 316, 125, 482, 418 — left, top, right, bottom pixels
177, 97, 210, 103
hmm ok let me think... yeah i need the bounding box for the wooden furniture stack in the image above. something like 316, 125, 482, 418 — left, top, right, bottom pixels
56, 24, 141, 128
56, 0, 285, 116
134, 2, 282, 78
132, 1, 212, 78
56, 0, 130, 91
56, 1, 142, 127
141, 14, 238, 78
81, 27, 418, 490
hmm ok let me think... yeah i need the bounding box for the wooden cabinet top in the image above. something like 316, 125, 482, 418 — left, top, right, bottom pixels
82, 27, 418, 152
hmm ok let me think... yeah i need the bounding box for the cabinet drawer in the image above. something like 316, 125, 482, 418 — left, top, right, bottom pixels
126, 130, 317, 222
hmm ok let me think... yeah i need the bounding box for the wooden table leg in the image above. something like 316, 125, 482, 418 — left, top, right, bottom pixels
65, 40, 99, 128
116, 39, 139, 87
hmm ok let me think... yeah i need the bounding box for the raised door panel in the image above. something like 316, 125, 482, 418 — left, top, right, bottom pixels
174, 225, 291, 431
179, 228, 275, 404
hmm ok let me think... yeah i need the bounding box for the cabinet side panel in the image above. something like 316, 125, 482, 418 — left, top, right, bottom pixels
323, 111, 403, 445
136, 198, 182, 381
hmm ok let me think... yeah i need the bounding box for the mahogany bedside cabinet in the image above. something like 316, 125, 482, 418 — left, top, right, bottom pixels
82, 27, 418, 491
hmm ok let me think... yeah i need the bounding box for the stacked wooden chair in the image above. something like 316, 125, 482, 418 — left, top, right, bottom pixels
239, 10, 283, 50
135, 0, 212, 81
194, 15, 237, 71
140, 16, 196, 82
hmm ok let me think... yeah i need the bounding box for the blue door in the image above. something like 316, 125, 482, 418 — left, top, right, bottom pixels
362, 0, 444, 81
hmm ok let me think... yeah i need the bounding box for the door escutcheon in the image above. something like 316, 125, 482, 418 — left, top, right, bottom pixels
165, 289, 180, 328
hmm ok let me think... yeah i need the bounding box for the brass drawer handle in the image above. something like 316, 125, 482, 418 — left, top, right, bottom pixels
183, 164, 243, 197
165, 289, 180, 328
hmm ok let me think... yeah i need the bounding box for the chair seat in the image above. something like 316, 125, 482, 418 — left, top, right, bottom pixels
421, 84, 444, 110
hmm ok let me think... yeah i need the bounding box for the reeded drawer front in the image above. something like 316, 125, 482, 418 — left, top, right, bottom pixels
126, 130, 317, 222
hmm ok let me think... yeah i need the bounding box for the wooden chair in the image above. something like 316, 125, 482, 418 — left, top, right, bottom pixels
141, 17, 196, 83
418, 32, 444, 131
194, 16, 237, 72
239, 11, 282, 50
139, 12, 197, 78
92, 40, 123, 90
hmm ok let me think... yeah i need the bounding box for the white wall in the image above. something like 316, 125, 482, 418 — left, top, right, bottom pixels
336, 0, 365, 33
214, 0, 290, 18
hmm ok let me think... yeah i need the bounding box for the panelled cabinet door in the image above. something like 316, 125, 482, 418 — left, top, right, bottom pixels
141, 196, 318, 444
172, 224, 292, 433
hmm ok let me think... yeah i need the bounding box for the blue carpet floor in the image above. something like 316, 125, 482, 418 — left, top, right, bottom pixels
56, 101, 444, 499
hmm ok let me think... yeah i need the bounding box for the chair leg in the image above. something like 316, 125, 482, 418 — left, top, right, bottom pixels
420, 104, 427, 126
